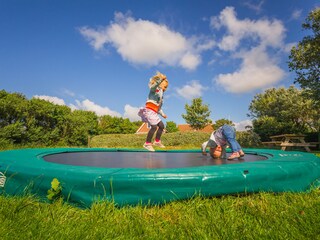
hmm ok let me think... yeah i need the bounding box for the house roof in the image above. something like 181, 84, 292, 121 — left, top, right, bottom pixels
177, 124, 214, 133
136, 123, 214, 134
136, 122, 150, 134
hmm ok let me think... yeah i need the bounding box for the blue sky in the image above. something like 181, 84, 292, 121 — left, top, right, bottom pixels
1, 0, 319, 130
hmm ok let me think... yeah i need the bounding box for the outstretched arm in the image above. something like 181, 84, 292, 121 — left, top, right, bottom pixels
221, 146, 227, 159
201, 139, 217, 155
158, 108, 167, 118
201, 141, 208, 155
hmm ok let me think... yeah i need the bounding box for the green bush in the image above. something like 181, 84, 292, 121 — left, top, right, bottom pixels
0, 139, 14, 150
90, 132, 211, 148
91, 131, 262, 149
236, 131, 262, 148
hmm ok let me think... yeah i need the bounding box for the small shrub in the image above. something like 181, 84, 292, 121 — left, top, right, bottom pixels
47, 178, 62, 201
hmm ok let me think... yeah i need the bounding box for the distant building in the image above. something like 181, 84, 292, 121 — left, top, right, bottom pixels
177, 124, 214, 133
136, 123, 214, 134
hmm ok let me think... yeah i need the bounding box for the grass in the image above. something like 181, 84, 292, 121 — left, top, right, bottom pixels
1, 191, 320, 239
1, 133, 320, 239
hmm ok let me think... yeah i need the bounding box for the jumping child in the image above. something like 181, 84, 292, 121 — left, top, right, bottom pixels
138, 72, 168, 152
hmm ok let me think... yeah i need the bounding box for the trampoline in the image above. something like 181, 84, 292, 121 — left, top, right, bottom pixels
0, 148, 320, 207
43, 151, 268, 168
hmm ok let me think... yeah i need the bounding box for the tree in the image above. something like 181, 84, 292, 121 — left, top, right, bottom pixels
0, 89, 102, 147
213, 118, 234, 130
248, 86, 319, 141
288, 8, 320, 104
166, 121, 179, 133
25, 98, 72, 145
0, 90, 28, 143
182, 98, 212, 130
66, 110, 99, 146
0, 90, 28, 127
99, 115, 139, 134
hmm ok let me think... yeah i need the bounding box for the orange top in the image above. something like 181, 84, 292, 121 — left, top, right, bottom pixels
146, 102, 159, 112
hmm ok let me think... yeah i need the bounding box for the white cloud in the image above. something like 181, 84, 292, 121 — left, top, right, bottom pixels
283, 42, 296, 53
123, 104, 140, 121
33, 94, 125, 118
243, 0, 264, 14
62, 89, 75, 97
78, 27, 109, 51
210, 7, 287, 93
195, 39, 216, 52
33, 95, 66, 106
72, 99, 121, 117
176, 81, 208, 100
234, 119, 252, 131
79, 12, 213, 70
291, 9, 302, 20
210, 16, 222, 30
179, 52, 201, 71
211, 6, 286, 51
215, 46, 285, 93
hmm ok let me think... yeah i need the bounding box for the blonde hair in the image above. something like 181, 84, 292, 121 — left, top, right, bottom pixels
148, 71, 168, 88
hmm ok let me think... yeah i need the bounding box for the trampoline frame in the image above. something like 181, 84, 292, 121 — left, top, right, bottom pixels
0, 148, 320, 207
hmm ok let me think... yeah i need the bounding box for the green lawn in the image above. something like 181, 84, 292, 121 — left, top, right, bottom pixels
1, 191, 320, 239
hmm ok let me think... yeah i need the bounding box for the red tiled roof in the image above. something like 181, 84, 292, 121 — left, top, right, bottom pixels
136, 122, 150, 134
177, 124, 214, 133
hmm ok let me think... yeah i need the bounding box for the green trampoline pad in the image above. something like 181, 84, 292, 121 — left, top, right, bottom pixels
0, 148, 320, 207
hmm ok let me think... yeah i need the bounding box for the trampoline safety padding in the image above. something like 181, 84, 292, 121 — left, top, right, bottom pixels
0, 148, 320, 207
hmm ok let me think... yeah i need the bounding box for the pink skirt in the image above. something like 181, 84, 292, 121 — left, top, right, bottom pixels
138, 107, 161, 125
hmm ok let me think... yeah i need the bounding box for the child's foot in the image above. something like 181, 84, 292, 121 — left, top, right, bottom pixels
143, 143, 155, 152
239, 150, 245, 157
227, 152, 240, 160
153, 140, 165, 148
